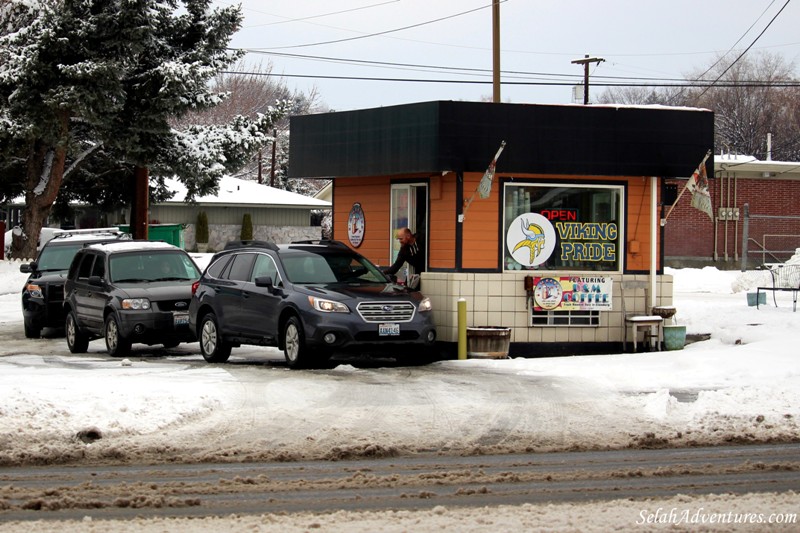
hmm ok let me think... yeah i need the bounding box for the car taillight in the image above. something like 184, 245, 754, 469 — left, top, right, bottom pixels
191, 280, 200, 295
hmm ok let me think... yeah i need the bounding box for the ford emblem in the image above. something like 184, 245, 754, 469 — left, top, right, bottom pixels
175, 302, 188, 309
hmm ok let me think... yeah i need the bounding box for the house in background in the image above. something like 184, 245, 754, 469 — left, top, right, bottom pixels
3, 175, 331, 253
144, 175, 331, 251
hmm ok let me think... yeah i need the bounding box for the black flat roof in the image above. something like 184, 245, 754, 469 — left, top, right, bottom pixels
289, 100, 714, 179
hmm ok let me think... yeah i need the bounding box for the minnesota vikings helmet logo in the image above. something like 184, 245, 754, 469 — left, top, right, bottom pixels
513, 218, 547, 264
505, 213, 556, 268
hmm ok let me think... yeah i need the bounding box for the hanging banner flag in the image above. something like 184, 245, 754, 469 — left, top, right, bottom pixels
660, 149, 713, 226
686, 156, 713, 220
477, 140, 506, 199
462, 141, 507, 221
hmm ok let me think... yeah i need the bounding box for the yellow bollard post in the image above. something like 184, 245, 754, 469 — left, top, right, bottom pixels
457, 298, 467, 360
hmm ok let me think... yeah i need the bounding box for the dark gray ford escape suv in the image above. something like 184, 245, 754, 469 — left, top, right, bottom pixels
64, 241, 201, 356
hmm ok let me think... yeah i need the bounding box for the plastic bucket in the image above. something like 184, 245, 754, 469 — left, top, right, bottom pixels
663, 325, 686, 351
467, 327, 511, 359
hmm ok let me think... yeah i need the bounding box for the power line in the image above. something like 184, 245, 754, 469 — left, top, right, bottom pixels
259, 1, 506, 50
242, 1, 400, 29
221, 70, 800, 88
242, 49, 698, 83
695, 0, 793, 99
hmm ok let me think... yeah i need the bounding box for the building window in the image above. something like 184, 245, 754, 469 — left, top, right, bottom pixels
531, 310, 600, 326
504, 183, 622, 272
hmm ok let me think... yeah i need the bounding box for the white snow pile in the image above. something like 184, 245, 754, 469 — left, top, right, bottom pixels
1, 254, 800, 530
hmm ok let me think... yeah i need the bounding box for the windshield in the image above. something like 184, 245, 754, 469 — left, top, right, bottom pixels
110, 251, 201, 283
282, 250, 387, 285
36, 244, 83, 271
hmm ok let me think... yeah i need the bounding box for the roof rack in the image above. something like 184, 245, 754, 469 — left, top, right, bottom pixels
50, 227, 129, 241
80, 237, 136, 248
291, 239, 350, 249
223, 240, 279, 251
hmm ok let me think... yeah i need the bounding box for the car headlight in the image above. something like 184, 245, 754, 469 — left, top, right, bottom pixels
121, 298, 151, 310
308, 296, 350, 313
25, 283, 43, 299
418, 297, 432, 312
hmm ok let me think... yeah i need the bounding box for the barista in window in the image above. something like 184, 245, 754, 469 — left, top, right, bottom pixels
383, 227, 425, 288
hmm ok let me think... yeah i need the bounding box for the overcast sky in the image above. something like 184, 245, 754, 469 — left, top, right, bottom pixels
215, 0, 800, 111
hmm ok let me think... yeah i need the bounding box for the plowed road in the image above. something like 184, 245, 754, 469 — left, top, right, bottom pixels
2, 443, 798, 521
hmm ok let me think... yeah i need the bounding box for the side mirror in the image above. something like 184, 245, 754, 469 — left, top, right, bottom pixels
88, 275, 104, 287
254, 275, 274, 290
20, 263, 34, 274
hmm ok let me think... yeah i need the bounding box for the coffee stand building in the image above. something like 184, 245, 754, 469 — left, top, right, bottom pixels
289, 101, 714, 356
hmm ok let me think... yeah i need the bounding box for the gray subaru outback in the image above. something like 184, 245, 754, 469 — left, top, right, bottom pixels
188, 240, 437, 369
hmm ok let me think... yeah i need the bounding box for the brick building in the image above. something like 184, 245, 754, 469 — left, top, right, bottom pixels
665, 154, 800, 269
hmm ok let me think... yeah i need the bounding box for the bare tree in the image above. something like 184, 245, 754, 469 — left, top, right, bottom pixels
683, 53, 799, 159
597, 87, 674, 106
598, 52, 800, 160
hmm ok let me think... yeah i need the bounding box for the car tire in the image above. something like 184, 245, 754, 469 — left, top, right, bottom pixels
65, 311, 89, 353
199, 312, 231, 363
24, 320, 41, 339
105, 314, 132, 357
283, 316, 310, 369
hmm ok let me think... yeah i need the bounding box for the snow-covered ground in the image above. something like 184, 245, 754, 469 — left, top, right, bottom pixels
1, 255, 799, 531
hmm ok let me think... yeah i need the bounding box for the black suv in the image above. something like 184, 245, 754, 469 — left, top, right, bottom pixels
189, 240, 437, 368
19, 229, 130, 338
63, 241, 201, 356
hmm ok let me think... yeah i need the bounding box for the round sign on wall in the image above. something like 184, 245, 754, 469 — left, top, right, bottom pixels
505, 213, 557, 267
347, 202, 365, 247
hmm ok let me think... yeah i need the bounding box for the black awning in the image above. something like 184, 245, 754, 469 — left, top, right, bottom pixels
289, 101, 714, 179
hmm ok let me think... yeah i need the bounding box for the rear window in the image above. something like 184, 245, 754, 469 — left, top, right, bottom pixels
205, 254, 232, 279
227, 253, 256, 282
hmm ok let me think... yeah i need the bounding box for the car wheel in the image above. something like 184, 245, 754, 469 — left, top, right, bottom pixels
24, 319, 41, 339
283, 316, 309, 369
199, 312, 231, 363
65, 311, 89, 353
105, 314, 132, 357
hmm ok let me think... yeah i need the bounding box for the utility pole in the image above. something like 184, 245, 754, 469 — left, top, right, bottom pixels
132, 166, 149, 240
492, 0, 500, 103
571, 54, 604, 104
270, 128, 277, 188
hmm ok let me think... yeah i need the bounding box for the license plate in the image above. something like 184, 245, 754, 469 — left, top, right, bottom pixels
173, 312, 189, 327
379, 323, 400, 336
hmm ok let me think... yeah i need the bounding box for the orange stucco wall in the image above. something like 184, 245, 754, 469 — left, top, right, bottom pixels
461, 172, 500, 269
429, 174, 456, 269
332, 174, 660, 272
333, 176, 391, 265
624, 176, 660, 271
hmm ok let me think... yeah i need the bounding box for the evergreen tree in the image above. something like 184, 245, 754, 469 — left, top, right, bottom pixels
0, 0, 287, 259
